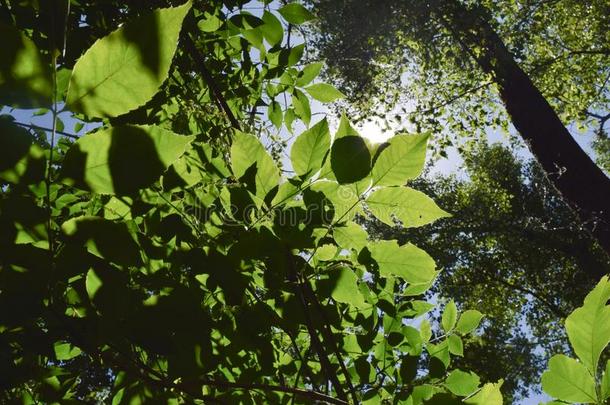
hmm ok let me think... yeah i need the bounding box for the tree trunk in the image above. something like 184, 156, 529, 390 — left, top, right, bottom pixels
436, 0, 610, 277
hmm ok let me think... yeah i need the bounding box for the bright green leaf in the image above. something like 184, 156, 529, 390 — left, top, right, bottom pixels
541, 355, 597, 403
442, 300, 458, 332
66, 2, 192, 117
464, 381, 503, 405
565, 275, 610, 373
278, 3, 315, 25
296, 62, 324, 87
448, 334, 463, 356
290, 118, 331, 178
231, 131, 280, 199
456, 310, 484, 334
366, 186, 450, 227
54, 342, 82, 361
334, 221, 368, 252
330, 267, 367, 308
369, 240, 437, 284
445, 370, 480, 397
292, 89, 311, 126
371, 134, 429, 186
268, 100, 283, 129
261, 11, 283, 46
305, 83, 345, 102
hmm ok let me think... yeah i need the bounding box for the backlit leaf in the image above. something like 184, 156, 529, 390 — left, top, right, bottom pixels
290, 118, 330, 178
278, 3, 315, 25
305, 83, 345, 102
66, 2, 192, 117
541, 355, 597, 403
371, 134, 429, 186
369, 240, 436, 284
62, 125, 194, 195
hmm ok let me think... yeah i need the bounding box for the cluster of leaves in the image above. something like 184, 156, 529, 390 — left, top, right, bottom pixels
0, 0, 506, 404
365, 143, 610, 401
541, 276, 610, 405
305, 0, 610, 158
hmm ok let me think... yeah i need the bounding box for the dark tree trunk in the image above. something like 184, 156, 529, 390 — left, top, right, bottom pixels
436, 0, 610, 277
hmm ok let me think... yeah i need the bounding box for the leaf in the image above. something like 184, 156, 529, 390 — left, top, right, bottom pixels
330, 267, 367, 308
0, 22, 52, 107
366, 186, 450, 227
445, 370, 480, 397
292, 89, 311, 126
231, 131, 280, 200
290, 118, 331, 178
309, 180, 361, 222
565, 275, 610, 373
330, 136, 372, 184
334, 221, 368, 252
278, 3, 315, 25
61, 125, 194, 195
541, 355, 597, 403
305, 83, 345, 102
371, 134, 430, 186
54, 342, 82, 361
464, 381, 503, 405
86, 268, 103, 300
0, 120, 46, 184
369, 240, 437, 284
456, 310, 484, 334
602, 360, 610, 401
442, 300, 458, 332
448, 334, 463, 356
261, 11, 283, 46
66, 1, 192, 117
62, 216, 142, 266
268, 100, 283, 129
296, 62, 324, 87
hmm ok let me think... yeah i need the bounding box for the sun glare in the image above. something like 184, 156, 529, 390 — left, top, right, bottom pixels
358, 120, 393, 144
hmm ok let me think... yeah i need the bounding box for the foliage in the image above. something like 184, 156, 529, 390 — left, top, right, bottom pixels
0, 1, 503, 403
541, 276, 610, 405
305, 0, 610, 159
364, 144, 610, 402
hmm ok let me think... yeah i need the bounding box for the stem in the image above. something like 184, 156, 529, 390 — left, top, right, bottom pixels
13, 121, 79, 139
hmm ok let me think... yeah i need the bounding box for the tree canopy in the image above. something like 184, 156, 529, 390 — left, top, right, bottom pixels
1, 1, 610, 404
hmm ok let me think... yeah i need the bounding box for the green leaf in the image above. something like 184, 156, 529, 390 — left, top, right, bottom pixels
54, 342, 81, 361
66, 1, 192, 117
296, 62, 324, 87
0, 120, 46, 185
371, 134, 429, 186
445, 370, 480, 397
278, 3, 315, 25
86, 268, 102, 300
334, 221, 368, 252
330, 267, 367, 308
442, 300, 458, 332
330, 136, 372, 184
268, 100, 283, 129
565, 275, 610, 373
290, 118, 331, 178
231, 131, 280, 199
369, 240, 437, 284
62, 216, 142, 266
305, 83, 345, 102
366, 186, 450, 227
61, 125, 194, 195
541, 355, 597, 403
261, 11, 283, 46
456, 310, 484, 334
602, 360, 610, 401
0, 22, 52, 107
309, 180, 362, 222
292, 89, 311, 126
335, 112, 360, 139
420, 319, 432, 343
448, 334, 463, 356
464, 381, 503, 405
198, 12, 223, 32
